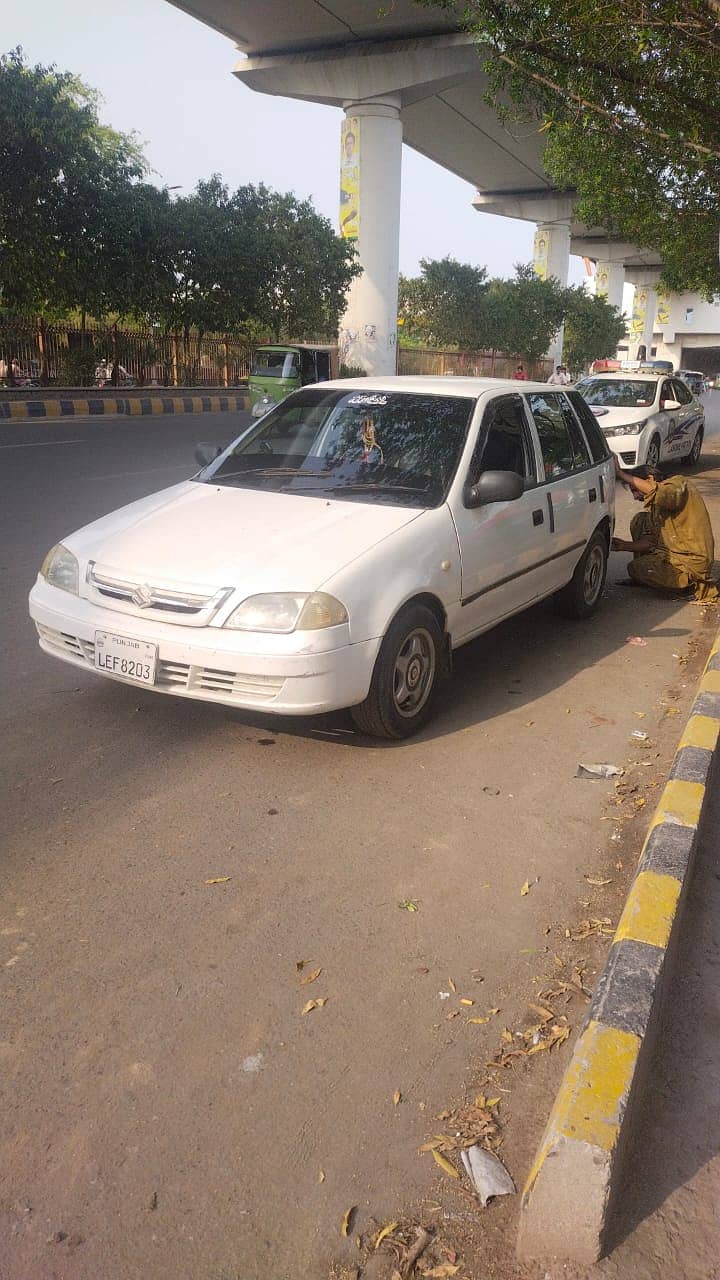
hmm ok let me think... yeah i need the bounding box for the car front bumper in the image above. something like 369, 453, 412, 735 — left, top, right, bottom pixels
28, 579, 380, 715
605, 435, 642, 468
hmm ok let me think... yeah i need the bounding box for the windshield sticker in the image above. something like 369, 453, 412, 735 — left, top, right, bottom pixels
347, 393, 388, 406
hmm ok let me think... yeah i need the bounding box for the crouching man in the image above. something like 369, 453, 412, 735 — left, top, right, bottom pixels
611, 463, 719, 601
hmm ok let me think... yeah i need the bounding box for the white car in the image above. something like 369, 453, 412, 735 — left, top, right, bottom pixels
575, 371, 704, 470
29, 377, 615, 739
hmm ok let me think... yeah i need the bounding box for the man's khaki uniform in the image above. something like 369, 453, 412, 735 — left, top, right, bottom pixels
628, 475, 719, 600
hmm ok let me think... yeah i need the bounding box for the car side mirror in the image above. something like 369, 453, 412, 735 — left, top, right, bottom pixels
195, 442, 222, 467
465, 470, 525, 508
661, 398, 680, 411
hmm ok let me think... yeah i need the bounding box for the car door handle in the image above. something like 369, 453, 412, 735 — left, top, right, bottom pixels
589, 488, 597, 503
532, 508, 544, 526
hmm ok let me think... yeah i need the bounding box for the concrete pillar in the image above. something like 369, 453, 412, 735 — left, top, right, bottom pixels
533, 220, 571, 364
339, 98, 402, 376
630, 285, 658, 361
595, 261, 625, 313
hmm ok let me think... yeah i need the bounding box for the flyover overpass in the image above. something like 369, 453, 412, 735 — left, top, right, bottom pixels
167, 0, 662, 370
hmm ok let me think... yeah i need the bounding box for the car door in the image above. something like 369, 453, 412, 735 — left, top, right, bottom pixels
450, 393, 550, 642
670, 378, 700, 456
657, 378, 684, 460
525, 390, 597, 589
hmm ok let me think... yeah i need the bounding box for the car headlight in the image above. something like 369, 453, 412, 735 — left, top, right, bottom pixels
606, 419, 647, 437
224, 591, 348, 633
39, 543, 79, 594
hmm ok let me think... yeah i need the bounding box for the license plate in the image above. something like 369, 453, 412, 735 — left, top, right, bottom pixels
94, 631, 158, 685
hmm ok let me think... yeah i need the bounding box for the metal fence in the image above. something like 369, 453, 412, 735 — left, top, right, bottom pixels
0, 317, 256, 387
398, 346, 553, 380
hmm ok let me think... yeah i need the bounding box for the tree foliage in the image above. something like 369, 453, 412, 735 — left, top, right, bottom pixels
562, 290, 628, 371
0, 49, 359, 339
400, 259, 626, 366
417, 1, 720, 295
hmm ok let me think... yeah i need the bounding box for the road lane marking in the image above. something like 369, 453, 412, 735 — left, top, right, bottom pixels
0, 439, 84, 449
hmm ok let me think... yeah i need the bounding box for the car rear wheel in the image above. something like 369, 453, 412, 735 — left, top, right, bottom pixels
555, 528, 608, 620
645, 434, 661, 469
350, 603, 444, 739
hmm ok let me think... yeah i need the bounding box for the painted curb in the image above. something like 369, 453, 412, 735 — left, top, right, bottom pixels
0, 393, 248, 421
517, 632, 720, 1264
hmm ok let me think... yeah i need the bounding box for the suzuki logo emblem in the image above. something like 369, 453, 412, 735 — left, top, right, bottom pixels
131, 583, 154, 608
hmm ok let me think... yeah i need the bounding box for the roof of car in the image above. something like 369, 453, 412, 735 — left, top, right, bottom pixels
319, 375, 556, 397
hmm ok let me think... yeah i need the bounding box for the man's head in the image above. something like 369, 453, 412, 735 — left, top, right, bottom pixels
624, 463, 662, 500
555, 365, 562, 373
516, 364, 524, 372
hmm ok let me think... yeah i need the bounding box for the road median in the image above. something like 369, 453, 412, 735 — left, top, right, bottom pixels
517, 626, 720, 1265
0, 391, 248, 421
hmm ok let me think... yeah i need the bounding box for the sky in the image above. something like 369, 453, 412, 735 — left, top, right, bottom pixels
10, 0, 593, 287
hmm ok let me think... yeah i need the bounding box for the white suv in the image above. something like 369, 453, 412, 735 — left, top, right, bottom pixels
29, 378, 615, 739
575, 371, 704, 470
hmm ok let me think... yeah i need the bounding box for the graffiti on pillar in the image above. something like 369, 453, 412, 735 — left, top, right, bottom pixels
339, 327, 359, 361
532, 227, 549, 281
656, 289, 671, 327
363, 323, 376, 341
630, 287, 648, 339
596, 265, 610, 300
339, 117, 360, 240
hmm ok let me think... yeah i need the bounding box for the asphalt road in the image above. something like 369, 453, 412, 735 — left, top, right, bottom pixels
2, 400, 720, 1279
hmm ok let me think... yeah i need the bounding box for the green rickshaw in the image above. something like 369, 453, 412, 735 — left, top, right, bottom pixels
248, 344, 339, 419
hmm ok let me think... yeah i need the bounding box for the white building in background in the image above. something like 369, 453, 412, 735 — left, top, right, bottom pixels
651, 291, 720, 374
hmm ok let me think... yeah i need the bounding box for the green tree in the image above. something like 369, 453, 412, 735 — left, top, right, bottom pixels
562, 289, 627, 373
414, 256, 491, 348
487, 265, 569, 362
416, 1, 720, 295
0, 48, 151, 322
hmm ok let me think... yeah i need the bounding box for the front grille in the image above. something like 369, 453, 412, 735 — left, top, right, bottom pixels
620, 450, 637, 465
35, 624, 285, 704
86, 563, 232, 627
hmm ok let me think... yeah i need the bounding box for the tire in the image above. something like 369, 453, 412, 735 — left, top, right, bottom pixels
683, 425, 704, 467
645, 434, 661, 469
350, 603, 444, 739
555, 528, 608, 620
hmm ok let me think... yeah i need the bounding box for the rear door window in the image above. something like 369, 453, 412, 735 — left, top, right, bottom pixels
527, 392, 590, 479
567, 391, 611, 462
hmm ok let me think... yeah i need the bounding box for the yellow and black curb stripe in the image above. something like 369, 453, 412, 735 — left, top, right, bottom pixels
0, 393, 248, 421
517, 636, 720, 1265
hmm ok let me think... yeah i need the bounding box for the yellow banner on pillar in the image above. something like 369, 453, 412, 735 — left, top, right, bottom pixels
630, 287, 648, 338
656, 288, 671, 327
339, 116, 360, 240
596, 265, 610, 300
533, 227, 549, 281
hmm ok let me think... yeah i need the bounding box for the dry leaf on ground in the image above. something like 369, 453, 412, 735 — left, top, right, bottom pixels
520, 880, 530, 896
374, 1221, 399, 1250
431, 1148, 459, 1178
393, 1090, 402, 1106
340, 1206, 355, 1237
204, 877, 230, 884
299, 967, 322, 985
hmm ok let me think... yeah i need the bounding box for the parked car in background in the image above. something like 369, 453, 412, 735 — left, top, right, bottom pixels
575, 371, 704, 469
677, 370, 706, 397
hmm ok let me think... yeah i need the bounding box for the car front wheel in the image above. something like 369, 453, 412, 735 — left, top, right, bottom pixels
555, 528, 608, 619
685, 426, 704, 467
350, 603, 444, 739
645, 434, 661, 468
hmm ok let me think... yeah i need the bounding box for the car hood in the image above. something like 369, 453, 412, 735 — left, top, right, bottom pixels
590, 404, 653, 431
67, 480, 424, 594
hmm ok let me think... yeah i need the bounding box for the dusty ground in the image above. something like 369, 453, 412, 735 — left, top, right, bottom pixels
1, 401, 719, 1280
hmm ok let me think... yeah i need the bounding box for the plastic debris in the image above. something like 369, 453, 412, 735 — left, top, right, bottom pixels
626, 636, 648, 646
460, 1145, 516, 1206
630, 730, 649, 741
576, 763, 625, 779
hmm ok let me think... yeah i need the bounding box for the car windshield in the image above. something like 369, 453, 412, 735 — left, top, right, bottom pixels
196, 388, 475, 507
576, 378, 658, 409
250, 350, 299, 379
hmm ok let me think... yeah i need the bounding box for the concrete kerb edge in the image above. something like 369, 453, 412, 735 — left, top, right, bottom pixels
516, 632, 720, 1265
0, 393, 249, 421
